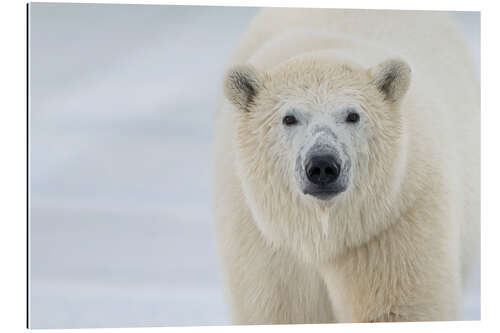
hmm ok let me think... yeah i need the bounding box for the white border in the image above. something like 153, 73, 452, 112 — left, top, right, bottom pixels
1, 0, 497, 332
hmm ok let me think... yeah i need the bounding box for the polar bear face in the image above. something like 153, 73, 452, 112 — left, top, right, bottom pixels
223, 55, 411, 261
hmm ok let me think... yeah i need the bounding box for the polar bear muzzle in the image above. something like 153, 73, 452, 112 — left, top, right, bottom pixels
296, 126, 351, 201
301, 149, 348, 201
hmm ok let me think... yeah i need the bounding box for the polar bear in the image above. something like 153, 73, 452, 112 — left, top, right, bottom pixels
213, 8, 479, 324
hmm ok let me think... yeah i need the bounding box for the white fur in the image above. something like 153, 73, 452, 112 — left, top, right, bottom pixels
213, 9, 479, 323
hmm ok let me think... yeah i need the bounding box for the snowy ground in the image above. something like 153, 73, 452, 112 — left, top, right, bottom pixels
28, 4, 480, 329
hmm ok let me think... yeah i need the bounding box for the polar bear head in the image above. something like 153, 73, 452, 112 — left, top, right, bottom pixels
223, 54, 411, 262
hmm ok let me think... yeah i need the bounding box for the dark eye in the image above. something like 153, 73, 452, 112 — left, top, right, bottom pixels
345, 111, 360, 123
283, 115, 298, 126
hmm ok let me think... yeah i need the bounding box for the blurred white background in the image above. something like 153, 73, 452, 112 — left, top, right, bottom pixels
28, 4, 480, 328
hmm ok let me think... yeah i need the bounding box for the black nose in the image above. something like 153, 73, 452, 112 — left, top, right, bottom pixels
305, 155, 341, 186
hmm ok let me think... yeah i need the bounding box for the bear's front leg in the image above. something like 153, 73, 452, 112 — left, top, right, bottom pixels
223, 240, 334, 325
319, 210, 461, 323
216, 207, 335, 324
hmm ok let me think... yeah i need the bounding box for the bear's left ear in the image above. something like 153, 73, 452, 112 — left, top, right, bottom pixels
369, 58, 411, 103
224, 64, 264, 112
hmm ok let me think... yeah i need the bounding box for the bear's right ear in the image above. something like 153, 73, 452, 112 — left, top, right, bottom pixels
224, 64, 263, 112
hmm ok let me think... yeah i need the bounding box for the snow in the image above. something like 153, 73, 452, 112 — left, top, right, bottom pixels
28, 4, 480, 328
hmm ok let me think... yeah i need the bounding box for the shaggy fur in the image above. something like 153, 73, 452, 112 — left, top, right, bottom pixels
213, 8, 479, 324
